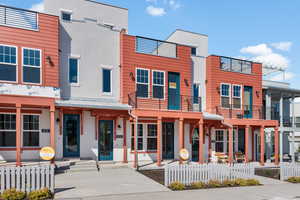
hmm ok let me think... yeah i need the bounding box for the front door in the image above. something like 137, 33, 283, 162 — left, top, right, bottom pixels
244, 86, 253, 118
192, 128, 199, 162
162, 122, 174, 159
99, 120, 114, 161
63, 114, 80, 157
168, 72, 180, 110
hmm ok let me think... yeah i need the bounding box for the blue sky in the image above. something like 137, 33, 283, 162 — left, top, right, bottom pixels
1, 0, 299, 87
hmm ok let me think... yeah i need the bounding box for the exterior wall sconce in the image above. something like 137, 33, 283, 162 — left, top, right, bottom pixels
216, 86, 220, 94
256, 91, 260, 97
129, 72, 135, 81
184, 79, 189, 87
46, 56, 54, 66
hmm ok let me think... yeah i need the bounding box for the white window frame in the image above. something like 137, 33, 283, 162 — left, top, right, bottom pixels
22, 114, 40, 148
131, 123, 158, 152
0, 113, 16, 148
215, 129, 225, 153
152, 70, 165, 100
193, 83, 201, 104
220, 83, 231, 109
136, 68, 150, 99
101, 65, 113, 96
60, 9, 73, 22
232, 84, 242, 109
0, 44, 18, 83
22, 47, 42, 85
68, 55, 80, 86
146, 124, 158, 151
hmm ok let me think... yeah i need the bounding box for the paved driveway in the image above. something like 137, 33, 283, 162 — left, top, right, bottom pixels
54, 167, 168, 199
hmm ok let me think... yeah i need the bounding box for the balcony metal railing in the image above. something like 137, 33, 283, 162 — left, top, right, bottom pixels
220, 56, 252, 74
215, 104, 264, 120
0, 5, 38, 30
128, 92, 201, 112
135, 36, 177, 58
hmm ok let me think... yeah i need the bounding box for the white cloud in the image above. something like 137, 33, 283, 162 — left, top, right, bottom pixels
30, 1, 44, 13
146, 6, 166, 16
240, 44, 272, 56
169, 0, 181, 10
270, 72, 295, 82
271, 42, 292, 51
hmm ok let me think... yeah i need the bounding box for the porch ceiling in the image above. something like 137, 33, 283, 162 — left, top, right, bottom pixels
224, 118, 278, 127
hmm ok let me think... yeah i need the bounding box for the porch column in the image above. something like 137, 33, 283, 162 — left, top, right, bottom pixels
157, 117, 162, 166
16, 103, 21, 167
279, 94, 283, 163
133, 118, 138, 168
198, 120, 204, 164
260, 126, 265, 166
245, 125, 250, 162
123, 119, 128, 163
291, 95, 296, 163
50, 105, 56, 151
228, 128, 233, 163
179, 118, 184, 150
274, 127, 279, 165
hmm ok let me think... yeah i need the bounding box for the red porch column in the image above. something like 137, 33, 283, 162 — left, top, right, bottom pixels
157, 117, 162, 166
123, 119, 128, 163
274, 127, 279, 165
50, 105, 55, 150
16, 103, 21, 167
228, 128, 233, 163
245, 125, 250, 163
179, 118, 184, 149
198, 120, 204, 164
260, 126, 265, 166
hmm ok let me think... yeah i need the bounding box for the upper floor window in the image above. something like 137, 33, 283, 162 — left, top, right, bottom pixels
220, 57, 252, 74
191, 47, 197, 56
0, 113, 16, 147
61, 11, 72, 22
221, 83, 230, 108
193, 84, 200, 104
0, 45, 17, 82
23, 48, 41, 84
69, 58, 79, 85
232, 85, 241, 109
152, 71, 164, 99
23, 115, 39, 147
136, 68, 149, 98
102, 68, 112, 93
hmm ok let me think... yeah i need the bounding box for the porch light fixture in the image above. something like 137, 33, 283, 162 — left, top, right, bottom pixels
46, 56, 54, 67
256, 91, 260, 97
216, 86, 220, 94
184, 79, 189, 87
129, 72, 135, 81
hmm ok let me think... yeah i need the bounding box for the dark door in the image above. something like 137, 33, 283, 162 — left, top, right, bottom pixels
238, 128, 245, 153
162, 123, 174, 159
63, 114, 80, 157
99, 120, 114, 161
244, 86, 253, 118
192, 128, 199, 162
168, 72, 180, 110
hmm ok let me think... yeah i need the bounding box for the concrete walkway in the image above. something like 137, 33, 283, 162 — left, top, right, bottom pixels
54, 167, 168, 199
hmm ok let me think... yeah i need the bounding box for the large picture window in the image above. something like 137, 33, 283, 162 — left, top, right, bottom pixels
232, 85, 241, 109
152, 70, 164, 99
23, 48, 41, 84
23, 115, 39, 147
147, 124, 157, 151
0, 114, 16, 147
221, 84, 230, 108
69, 58, 79, 84
136, 68, 149, 98
0, 45, 17, 82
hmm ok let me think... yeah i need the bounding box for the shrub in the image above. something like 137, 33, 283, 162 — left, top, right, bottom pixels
27, 188, 53, 200
222, 179, 236, 187
287, 177, 300, 183
1, 188, 26, 200
246, 179, 261, 186
169, 182, 186, 191
190, 182, 206, 189
234, 178, 248, 186
207, 180, 222, 188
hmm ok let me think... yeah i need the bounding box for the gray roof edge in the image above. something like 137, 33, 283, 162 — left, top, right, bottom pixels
55, 102, 131, 110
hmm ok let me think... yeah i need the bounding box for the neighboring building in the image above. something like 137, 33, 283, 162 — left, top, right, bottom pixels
0, 5, 60, 164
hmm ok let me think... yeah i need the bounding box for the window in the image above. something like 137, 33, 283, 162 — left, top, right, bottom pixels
231, 59, 242, 72
23, 48, 41, 84
221, 84, 230, 108
215, 130, 224, 152
232, 85, 241, 109
136, 68, 149, 98
23, 115, 39, 147
152, 71, 164, 99
193, 84, 200, 104
147, 124, 157, 151
102, 69, 111, 93
0, 45, 17, 82
0, 114, 16, 147
131, 124, 143, 151
61, 11, 72, 22
69, 58, 79, 84
296, 117, 300, 128
191, 47, 197, 56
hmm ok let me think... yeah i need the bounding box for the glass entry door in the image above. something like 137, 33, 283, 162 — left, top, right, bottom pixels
63, 114, 80, 157
162, 122, 174, 159
99, 120, 114, 161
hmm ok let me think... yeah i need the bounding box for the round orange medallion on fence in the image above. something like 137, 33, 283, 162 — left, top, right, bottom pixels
179, 148, 189, 161
40, 147, 55, 161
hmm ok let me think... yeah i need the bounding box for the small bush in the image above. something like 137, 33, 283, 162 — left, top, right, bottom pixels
27, 188, 53, 200
1, 188, 26, 200
222, 179, 236, 187
190, 182, 206, 189
246, 179, 260, 186
207, 180, 222, 188
169, 182, 186, 191
287, 177, 300, 183
234, 178, 248, 186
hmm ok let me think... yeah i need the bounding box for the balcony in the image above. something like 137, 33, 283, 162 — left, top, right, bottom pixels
215, 104, 264, 120
128, 92, 202, 112
135, 36, 177, 58
0, 5, 38, 30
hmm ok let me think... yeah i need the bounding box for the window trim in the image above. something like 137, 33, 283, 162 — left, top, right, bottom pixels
0, 44, 18, 83
232, 84, 242, 110
131, 123, 158, 153
193, 83, 200, 104
152, 70, 165, 100
22, 114, 40, 148
60, 9, 73, 22
0, 113, 16, 148
68, 56, 80, 86
220, 83, 231, 109
215, 129, 225, 153
147, 124, 158, 151
22, 47, 42, 85
101, 67, 113, 95
135, 68, 150, 99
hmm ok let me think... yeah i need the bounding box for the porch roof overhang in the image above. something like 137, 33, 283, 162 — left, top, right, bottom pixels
265, 86, 300, 98
203, 112, 224, 121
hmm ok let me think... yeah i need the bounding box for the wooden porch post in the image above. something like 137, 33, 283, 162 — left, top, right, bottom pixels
274, 127, 279, 165
16, 103, 21, 167
228, 128, 233, 163
123, 119, 128, 163
260, 126, 265, 166
157, 117, 162, 166
245, 125, 250, 162
198, 120, 204, 164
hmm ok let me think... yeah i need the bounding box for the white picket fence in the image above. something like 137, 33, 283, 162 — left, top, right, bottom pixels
164, 163, 255, 186
0, 165, 55, 193
280, 162, 300, 181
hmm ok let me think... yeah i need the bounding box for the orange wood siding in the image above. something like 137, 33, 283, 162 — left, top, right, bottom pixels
120, 33, 192, 108
0, 13, 59, 87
